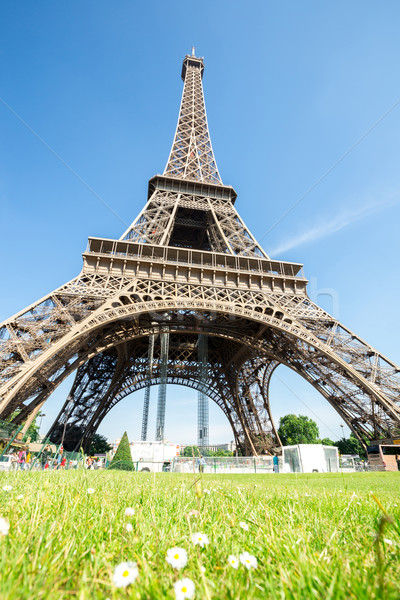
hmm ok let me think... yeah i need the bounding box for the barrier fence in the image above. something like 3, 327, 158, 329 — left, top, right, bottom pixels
172, 456, 275, 474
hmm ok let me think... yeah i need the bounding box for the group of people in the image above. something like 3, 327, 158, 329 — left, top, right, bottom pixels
8, 445, 70, 471
9, 447, 31, 470
85, 456, 104, 469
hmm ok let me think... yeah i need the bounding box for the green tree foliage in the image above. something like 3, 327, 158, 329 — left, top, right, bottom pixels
52, 424, 84, 452
212, 449, 233, 457
320, 437, 336, 446
5, 410, 40, 442
109, 432, 135, 471
183, 446, 201, 457
278, 414, 320, 445
182, 446, 233, 457
89, 434, 112, 454
337, 433, 366, 458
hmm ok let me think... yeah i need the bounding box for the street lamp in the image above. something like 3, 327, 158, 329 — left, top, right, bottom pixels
38, 413, 46, 433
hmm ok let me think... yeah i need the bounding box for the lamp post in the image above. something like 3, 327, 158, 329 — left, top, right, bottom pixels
38, 413, 46, 434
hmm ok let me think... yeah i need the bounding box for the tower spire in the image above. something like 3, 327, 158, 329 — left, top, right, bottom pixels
164, 53, 222, 185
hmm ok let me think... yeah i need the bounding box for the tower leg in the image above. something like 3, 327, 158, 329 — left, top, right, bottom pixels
156, 332, 169, 441
141, 335, 154, 441
197, 335, 209, 448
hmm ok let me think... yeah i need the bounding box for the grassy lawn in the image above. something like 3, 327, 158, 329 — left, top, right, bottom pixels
0, 470, 399, 599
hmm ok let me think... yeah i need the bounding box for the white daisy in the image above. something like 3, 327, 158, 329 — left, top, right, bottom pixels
87, 488, 95, 494
125, 507, 135, 517
17, 495, 24, 500
239, 551, 257, 569
0, 517, 10, 536
125, 523, 133, 532
228, 555, 239, 569
200, 565, 206, 573
2, 485, 12, 492
166, 547, 188, 570
174, 578, 195, 600
239, 521, 249, 531
192, 532, 209, 548
112, 561, 139, 588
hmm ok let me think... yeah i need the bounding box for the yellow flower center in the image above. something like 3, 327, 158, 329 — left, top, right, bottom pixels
123, 570, 129, 577
182, 587, 187, 593
246, 560, 250, 563
174, 554, 179, 559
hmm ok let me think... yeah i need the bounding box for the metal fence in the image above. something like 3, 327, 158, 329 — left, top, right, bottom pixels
172, 456, 274, 474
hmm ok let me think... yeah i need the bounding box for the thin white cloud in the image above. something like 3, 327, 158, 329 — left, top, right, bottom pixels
269, 192, 399, 256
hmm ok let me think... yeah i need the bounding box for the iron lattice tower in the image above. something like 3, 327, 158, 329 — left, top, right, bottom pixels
1, 51, 400, 454
197, 334, 209, 448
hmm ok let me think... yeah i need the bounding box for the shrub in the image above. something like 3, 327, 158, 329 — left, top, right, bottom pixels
108, 432, 135, 471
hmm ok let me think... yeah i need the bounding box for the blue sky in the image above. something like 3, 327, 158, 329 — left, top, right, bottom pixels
1, 1, 400, 445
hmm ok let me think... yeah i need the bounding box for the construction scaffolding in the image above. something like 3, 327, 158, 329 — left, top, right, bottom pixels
197, 334, 209, 447
155, 332, 169, 441
141, 334, 154, 441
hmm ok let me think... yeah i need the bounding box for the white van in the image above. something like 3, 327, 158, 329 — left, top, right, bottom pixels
0, 455, 14, 471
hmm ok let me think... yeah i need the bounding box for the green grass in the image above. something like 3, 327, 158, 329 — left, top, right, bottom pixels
0, 470, 399, 599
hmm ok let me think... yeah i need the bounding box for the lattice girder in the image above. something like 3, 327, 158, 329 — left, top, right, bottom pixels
2, 287, 400, 450
164, 54, 221, 185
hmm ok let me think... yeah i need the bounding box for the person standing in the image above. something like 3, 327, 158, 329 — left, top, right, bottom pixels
17, 448, 26, 471
41, 445, 50, 470
56, 447, 63, 469
396, 454, 400, 471
199, 456, 206, 473
10, 451, 18, 471
273, 454, 279, 474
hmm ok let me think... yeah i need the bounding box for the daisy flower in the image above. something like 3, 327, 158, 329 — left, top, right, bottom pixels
17, 495, 24, 500
112, 561, 139, 588
125, 507, 135, 517
87, 488, 95, 494
188, 509, 199, 517
174, 578, 195, 600
192, 532, 209, 548
166, 547, 188, 570
0, 517, 10, 536
239, 551, 257, 569
125, 523, 133, 532
239, 521, 249, 531
2, 485, 12, 492
228, 555, 239, 569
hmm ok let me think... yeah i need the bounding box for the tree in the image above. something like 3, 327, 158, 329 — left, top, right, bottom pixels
320, 437, 336, 446
109, 432, 135, 471
337, 433, 366, 458
5, 410, 40, 442
89, 434, 112, 454
49, 424, 84, 452
183, 446, 201, 457
212, 449, 233, 457
278, 414, 320, 446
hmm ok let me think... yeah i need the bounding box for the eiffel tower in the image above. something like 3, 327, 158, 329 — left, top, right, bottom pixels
1, 50, 400, 454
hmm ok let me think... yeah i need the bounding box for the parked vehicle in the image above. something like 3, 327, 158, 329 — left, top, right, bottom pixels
0, 455, 13, 471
